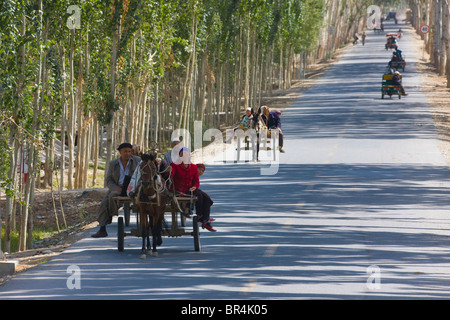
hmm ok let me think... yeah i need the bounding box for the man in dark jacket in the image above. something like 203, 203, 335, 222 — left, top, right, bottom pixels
392, 71, 407, 96
261, 106, 285, 153
91, 142, 141, 238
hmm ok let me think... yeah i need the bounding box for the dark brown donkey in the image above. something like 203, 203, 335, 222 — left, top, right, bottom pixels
137, 153, 169, 259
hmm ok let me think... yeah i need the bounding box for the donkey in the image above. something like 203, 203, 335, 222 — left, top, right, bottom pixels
136, 153, 169, 259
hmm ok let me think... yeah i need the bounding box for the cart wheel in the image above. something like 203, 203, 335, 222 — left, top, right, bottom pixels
118, 217, 124, 252
193, 217, 201, 252
124, 203, 130, 227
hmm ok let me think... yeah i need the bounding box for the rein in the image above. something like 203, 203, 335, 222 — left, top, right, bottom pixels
138, 158, 173, 206
138, 160, 160, 205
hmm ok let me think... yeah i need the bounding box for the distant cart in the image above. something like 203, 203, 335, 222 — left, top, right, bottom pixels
381, 73, 402, 100
385, 35, 398, 50
388, 59, 406, 71
386, 11, 397, 20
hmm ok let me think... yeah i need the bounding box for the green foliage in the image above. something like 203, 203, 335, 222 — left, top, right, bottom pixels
0, 0, 334, 192
2, 1, 366, 252
1, 225, 19, 253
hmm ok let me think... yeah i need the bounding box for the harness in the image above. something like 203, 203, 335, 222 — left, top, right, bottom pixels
136, 159, 176, 207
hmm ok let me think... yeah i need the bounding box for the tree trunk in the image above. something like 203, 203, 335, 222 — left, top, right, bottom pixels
92, 116, 99, 186
445, 0, 450, 88
105, 23, 119, 182
20, 0, 44, 251
4, 132, 19, 254
59, 45, 66, 191
67, 29, 76, 190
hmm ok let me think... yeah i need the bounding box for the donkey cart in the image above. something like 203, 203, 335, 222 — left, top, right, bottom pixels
113, 194, 201, 255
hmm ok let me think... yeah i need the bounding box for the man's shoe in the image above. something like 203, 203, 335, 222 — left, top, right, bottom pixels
201, 222, 217, 232
91, 229, 108, 238
279, 147, 286, 153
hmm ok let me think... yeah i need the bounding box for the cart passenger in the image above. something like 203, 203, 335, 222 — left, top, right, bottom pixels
197, 163, 205, 176
226, 107, 254, 143
164, 137, 181, 164
261, 106, 285, 153
392, 52, 400, 62
395, 48, 403, 60
238, 108, 253, 130
393, 71, 407, 96
171, 148, 216, 232
92, 143, 141, 238
195, 163, 214, 222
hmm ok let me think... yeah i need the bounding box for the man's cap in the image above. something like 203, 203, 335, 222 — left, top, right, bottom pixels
117, 142, 133, 151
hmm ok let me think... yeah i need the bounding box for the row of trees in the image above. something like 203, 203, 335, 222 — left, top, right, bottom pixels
407, 0, 450, 87
0, 0, 383, 253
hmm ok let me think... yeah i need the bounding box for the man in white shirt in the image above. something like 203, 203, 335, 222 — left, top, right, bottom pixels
91, 143, 140, 238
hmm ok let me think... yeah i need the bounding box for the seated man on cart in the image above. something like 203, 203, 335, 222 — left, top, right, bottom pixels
91, 143, 141, 238
171, 148, 216, 232
261, 105, 285, 153
393, 71, 407, 96
391, 51, 400, 63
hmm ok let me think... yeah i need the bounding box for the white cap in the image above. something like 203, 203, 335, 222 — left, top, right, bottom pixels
172, 137, 180, 143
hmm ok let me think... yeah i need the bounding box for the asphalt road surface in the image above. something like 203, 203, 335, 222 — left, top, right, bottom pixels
1, 21, 450, 300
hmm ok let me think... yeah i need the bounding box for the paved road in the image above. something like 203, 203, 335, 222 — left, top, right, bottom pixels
1, 21, 450, 300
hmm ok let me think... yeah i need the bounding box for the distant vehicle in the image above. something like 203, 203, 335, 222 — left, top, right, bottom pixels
385, 35, 398, 50
386, 11, 397, 20
381, 73, 402, 100
388, 58, 406, 72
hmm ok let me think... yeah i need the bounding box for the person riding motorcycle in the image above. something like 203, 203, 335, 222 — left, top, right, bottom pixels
392, 71, 407, 96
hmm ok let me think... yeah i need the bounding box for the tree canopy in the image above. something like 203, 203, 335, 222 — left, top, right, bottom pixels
1, 0, 400, 252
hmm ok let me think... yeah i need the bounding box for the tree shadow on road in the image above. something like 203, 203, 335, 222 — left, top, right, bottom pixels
2, 163, 449, 300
